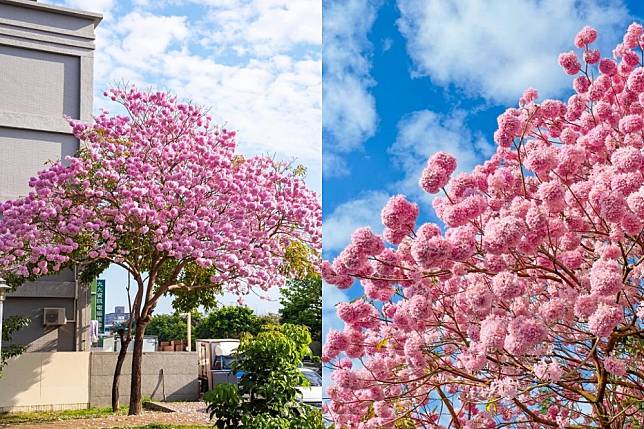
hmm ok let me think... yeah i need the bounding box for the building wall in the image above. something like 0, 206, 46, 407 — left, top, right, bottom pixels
4, 273, 92, 351
0, 352, 91, 412
89, 352, 199, 407
0, 0, 101, 351
0, 352, 199, 412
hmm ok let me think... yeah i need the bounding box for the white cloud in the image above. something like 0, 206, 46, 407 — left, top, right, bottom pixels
55, 0, 115, 14
323, 0, 382, 177
45, 0, 322, 195
389, 110, 494, 205
110, 12, 189, 66
322, 152, 350, 178
323, 191, 390, 253
396, 0, 629, 103
195, 0, 322, 57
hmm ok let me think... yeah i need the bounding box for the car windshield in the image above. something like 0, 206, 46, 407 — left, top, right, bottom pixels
301, 369, 322, 386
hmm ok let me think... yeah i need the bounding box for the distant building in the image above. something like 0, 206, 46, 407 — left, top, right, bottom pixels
0, 0, 102, 351
104, 306, 130, 333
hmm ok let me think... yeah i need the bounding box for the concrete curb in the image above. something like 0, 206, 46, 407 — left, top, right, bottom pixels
143, 401, 176, 413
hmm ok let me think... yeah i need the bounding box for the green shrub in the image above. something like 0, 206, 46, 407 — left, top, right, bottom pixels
205, 324, 322, 429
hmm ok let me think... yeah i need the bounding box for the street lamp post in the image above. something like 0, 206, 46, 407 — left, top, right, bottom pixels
181, 312, 192, 352
0, 277, 11, 359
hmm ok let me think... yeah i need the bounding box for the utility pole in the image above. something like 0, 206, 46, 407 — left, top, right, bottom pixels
186, 312, 192, 352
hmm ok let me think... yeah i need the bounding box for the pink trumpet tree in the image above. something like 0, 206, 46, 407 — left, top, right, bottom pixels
0, 87, 321, 415
323, 25, 644, 428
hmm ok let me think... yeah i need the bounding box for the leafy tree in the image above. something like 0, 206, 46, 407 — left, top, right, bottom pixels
323, 24, 644, 428
279, 276, 321, 342
0, 87, 321, 415
257, 313, 281, 328
146, 311, 201, 343
196, 306, 262, 339
1, 315, 29, 376
205, 324, 322, 429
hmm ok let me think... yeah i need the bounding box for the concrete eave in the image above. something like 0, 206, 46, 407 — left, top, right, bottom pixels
0, 0, 103, 26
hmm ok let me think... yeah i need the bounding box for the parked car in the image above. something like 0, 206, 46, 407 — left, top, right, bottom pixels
233, 367, 322, 408
197, 338, 323, 407
297, 368, 323, 408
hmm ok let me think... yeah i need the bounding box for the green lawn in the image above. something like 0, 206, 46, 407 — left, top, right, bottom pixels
0, 406, 126, 425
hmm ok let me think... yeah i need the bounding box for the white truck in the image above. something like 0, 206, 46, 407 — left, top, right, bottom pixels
196, 338, 322, 407
197, 339, 240, 392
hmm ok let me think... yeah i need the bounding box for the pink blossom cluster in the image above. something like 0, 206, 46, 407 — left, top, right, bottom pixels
322, 24, 644, 428
0, 87, 321, 296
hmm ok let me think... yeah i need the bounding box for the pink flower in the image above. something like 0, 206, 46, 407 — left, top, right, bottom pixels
603, 356, 627, 376
445, 225, 477, 261
480, 314, 507, 349
627, 67, 644, 92
351, 227, 384, 256
404, 332, 427, 369
459, 343, 486, 373
573, 76, 591, 93
574, 294, 598, 320
627, 189, 644, 217
537, 181, 565, 213
491, 272, 525, 300
590, 259, 623, 296
519, 88, 538, 106
599, 58, 618, 76
534, 360, 563, 382
524, 141, 557, 175
465, 280, 493, 316
611, 147, 643, 172
540, 99, 566, 119
583, 49, 601, 64
411, 234, 451, 269
381, 195, 418, 233
619, 114, 644, 133
504, 316, 548, 355
325, 330, 349, 359
483, 216, 525, 254
419, 165, 449, 194
559, 51, 581, 75
494, 111, 521, 147
428, 151, 457, 175
624, 22, 644, 49
588, 303, 623, 337
575, 25, 598, 48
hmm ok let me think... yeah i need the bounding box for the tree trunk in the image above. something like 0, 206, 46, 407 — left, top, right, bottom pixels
111, 333, 131, 412
128, 319, 148, 415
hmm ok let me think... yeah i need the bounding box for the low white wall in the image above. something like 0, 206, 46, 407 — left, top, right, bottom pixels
0, 352, 90, 412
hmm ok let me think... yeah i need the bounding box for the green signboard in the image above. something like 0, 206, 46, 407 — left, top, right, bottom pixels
90, 279, 97, 320
96, 279, 106, 334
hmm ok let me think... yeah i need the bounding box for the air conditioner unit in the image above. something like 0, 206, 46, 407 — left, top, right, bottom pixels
43, 308, 66, 326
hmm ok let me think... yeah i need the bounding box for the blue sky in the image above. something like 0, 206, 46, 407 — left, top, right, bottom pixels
322, 0, 644, 348
43, 0, 321, 315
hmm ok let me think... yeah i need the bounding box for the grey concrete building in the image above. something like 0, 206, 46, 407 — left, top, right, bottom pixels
0, 0, 101, 351
105, 306, 130, 333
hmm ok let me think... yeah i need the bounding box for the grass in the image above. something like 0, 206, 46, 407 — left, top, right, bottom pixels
0, 406, 127, 425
